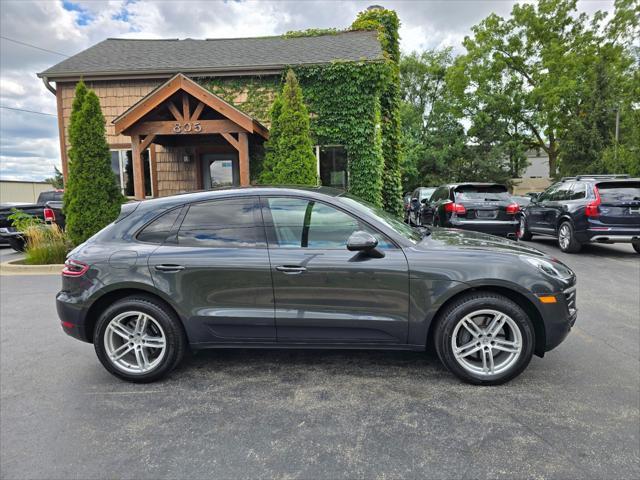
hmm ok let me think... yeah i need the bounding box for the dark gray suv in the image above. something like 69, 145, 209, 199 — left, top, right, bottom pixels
57, 187, 577, 385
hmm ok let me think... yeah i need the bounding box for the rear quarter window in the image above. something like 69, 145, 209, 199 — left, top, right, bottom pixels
137, 208, 181, 244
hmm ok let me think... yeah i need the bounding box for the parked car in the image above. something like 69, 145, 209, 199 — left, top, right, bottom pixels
407, 186, 436, 225
518, 175, 640, 253
0, 190, 65, 251
511, 195, 533, 208
57, 186, 577, 385
402, 192, 412, 222
422, 183, 520, 238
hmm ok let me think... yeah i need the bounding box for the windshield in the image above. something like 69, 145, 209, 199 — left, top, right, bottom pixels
340, 193, 423, 243
597, 183, 640, 202
419, 188, 436, 201
454, 186, 510, 201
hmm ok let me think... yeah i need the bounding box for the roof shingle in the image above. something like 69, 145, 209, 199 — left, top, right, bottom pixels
39, 31, 383, 79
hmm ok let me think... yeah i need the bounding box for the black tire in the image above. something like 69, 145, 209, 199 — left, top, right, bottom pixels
557, 221, 582, 253
8, 236, 26, 252
94, 295, 186, 383
434, 292, 535, 385
632, 242, 640, 254
517, 215, 533, 241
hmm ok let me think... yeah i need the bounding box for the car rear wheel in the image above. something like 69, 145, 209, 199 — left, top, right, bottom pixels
94, 296, 186, 383
558, 221, 581, 253
632, 242, 640, 254
434, 292, 535, 385
517, 216, 533, 241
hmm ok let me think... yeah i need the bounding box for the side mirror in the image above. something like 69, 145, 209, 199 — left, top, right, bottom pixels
420, 198, 428, 204
347, 231, 378, 251
411, 197, 419, 203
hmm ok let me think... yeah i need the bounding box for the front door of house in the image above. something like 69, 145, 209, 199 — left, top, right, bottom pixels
202, 153, 239, 189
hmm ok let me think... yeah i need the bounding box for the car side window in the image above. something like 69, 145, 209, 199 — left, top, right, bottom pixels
137, 207, 182, 244
265, 197, 394, 250
552, 183, 573, 201
538, 184, 559, 202
569, 182, 587, 200
177, 197, 265, 248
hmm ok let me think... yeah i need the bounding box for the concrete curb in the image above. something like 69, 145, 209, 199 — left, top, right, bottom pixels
0, 259, 63, 275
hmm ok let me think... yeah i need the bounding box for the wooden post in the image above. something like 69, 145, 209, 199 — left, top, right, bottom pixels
131, 134, 145, 199
55, 87, 69, 184
238, 132, 250, 186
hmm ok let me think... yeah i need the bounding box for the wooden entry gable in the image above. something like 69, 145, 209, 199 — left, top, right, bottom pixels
112, 73, 268, 199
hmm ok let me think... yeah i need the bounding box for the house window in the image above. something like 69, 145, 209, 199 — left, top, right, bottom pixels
110, 149, 153, 197
316, 145, 348, 190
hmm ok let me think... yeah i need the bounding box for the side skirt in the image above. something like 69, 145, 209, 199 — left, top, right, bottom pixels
190, 342, 427, 352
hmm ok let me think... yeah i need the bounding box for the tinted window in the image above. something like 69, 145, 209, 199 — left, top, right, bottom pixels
138, 208, 181, 244
432, 187, 448, 202
177, 198, 264, 248
551, 183, 573, 201
266, 197, 394, 249
418, 188, 436, 201
538, 184, 559, 202
597, 182, 640, 202
568, 182, 587, 200
454, 185, 509, 201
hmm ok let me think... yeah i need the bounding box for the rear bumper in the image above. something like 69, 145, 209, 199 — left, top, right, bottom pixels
576, 226, 640, 244
56, 291, 91, 343
448, 219, 519, 237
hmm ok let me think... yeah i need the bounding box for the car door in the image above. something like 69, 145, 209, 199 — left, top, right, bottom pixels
262, 196, 410, 344
422, 187, 444, 225
542, 183, 573, 231
148, 196, 275, 344
528, 184, 559, 232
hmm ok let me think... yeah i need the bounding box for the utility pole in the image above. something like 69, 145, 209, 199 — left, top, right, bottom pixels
614, 105, 620, 162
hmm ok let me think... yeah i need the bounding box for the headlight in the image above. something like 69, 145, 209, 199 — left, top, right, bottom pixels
521, 256, 574, 281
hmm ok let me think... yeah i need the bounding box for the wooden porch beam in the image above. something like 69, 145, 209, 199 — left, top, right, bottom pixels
191, 102, 205, 121
139, 134, 156, 152
131, 134, 145, 200
182, 93, 190, 122
238, 132, 250, 187
167, 101, 183, 122
221, 132, 239, 151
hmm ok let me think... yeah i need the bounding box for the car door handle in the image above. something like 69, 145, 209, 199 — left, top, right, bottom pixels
154, 264, 185, 272
275, 265, 307, 274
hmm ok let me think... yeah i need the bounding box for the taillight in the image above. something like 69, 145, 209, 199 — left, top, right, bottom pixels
444, 202, 466, 215
62, 259, 89, 277
43, 207, 55, 223
585, 187, 601, 217
506, 203, 520, 215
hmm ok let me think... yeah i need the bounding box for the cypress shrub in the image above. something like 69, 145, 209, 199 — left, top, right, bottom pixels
64, 81, 122, 245
259, 70, 318, 185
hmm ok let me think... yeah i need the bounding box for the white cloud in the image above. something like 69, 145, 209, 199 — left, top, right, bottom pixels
0, 0, 616, 181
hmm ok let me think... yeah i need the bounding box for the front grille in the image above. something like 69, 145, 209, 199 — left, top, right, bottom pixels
564, 286, 577, 325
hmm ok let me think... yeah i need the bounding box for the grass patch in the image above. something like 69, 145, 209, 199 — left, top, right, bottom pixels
24, 224, 69, 265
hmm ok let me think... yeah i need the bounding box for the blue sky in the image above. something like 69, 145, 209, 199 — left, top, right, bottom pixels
0, 0, 614, 182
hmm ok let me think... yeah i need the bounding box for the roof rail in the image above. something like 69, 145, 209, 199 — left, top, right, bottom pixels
575, 174, 630, 181
560, 177, 576, 181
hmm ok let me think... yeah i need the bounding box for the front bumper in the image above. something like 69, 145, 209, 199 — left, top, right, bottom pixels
449, 219, 519, 237
539, 286, 577, 352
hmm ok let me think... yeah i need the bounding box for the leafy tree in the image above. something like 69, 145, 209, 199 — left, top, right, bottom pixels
259, 70, 317, 185
44, 166, 64, 189
64, 81, 122, 245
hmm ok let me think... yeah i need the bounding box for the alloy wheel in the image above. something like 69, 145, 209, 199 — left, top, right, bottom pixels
104, 311, 167, 374
451, 309, 523, 376
558, 224, 571, 250
518, 217, 526, 238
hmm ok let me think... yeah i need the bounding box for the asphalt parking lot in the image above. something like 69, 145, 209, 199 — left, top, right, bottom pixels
1, 239, 639, 479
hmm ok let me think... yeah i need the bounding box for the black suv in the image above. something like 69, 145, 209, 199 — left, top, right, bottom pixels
422, 183, 520, 238
518, 175, 640, 253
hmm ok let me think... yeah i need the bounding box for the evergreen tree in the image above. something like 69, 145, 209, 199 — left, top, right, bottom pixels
64, 81, 122, 245
259, 70, 317, 185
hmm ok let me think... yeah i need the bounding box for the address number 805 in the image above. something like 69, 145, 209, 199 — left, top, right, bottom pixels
173, 122, 202, 133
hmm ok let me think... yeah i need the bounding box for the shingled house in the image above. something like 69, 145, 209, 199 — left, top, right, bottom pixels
37, 31, 385, 200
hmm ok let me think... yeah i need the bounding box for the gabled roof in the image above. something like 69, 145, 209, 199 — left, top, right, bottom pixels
38, 31, 383, 81
113, 73, 269, 138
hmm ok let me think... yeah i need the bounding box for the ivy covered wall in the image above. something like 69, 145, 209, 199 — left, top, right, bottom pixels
194, 7, 402, 211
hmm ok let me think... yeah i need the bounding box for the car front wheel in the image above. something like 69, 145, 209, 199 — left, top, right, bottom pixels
94, 296, 186, 382
434, 292, 535, 385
